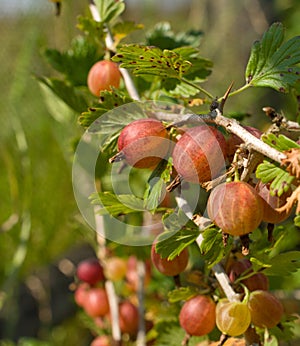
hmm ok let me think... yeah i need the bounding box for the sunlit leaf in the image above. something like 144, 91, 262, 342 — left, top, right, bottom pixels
255, 160, 295, 196
245, 22, 300, 93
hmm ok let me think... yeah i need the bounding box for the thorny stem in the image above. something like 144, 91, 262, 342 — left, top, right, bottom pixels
217, 83, 252, 101
213, 108, 287, 163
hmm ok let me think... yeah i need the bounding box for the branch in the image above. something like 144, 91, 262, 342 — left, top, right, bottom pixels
213, 109, 287, 163
155, 108, 287, 164
136, 260, 146, 346
174, 192, 240, 302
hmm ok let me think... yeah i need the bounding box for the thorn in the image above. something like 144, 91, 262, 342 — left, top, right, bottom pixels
220, 82, 234, 113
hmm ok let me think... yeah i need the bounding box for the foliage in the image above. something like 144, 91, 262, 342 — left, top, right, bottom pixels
2, 0, 300, 345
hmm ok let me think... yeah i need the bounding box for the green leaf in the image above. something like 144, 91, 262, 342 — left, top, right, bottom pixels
94, 0, 125, 23
294, 214, 300, 227
79, 99, 144, 154
256, 160, 295, 196
167, 286, 199, 303
90, 191, 145, 216
78, 89, 133, 128
143, 158, 172, 211
37, 76, 88, 114
112, 21, 144, 45
154, 321, 207, 346
113, 45, 192, 79
261, 133, 300, 151
155, 210, 200, 260
245, 22, 300, 92
77, 15, 105, 45
146, 21, 204, 50
250, 251, 300, 276
43, 36, 102, 86
199, 227, 231, 267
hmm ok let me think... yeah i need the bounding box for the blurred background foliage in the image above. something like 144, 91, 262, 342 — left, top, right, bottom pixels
1, 0, 300, 345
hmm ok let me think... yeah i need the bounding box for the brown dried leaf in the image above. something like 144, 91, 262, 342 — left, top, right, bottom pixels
276, 185, 300, 214
281, 148, 300, 179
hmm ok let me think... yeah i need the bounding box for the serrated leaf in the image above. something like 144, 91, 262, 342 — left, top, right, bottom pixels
146, 22, 204, 50
79, 100, 144, 154
154, 321, 207, 346
155, 210, 200, 260
261, 133, 300, 151
90, 191, 145, 216
167, 286, 198, 303
43, 36, 101, 86
78, 89, 133, 128
113, 45, 192, 79
255, 160, 295, 196
143, 158, 172, 210
37, 76, 88, 113
245, 22, 300, 93
250, 251, 300, 276
94, 0, 125, 23
199, 227, 230, 267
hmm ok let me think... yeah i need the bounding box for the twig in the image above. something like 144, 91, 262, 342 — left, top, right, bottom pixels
213, 108, 287, 163
105, 280, 121, 343
136, 260, 146, 346
175, 192, 240, 302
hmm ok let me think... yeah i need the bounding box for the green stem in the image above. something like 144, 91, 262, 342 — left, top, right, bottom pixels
181, 78, 214, 100
217, 83, 251, 102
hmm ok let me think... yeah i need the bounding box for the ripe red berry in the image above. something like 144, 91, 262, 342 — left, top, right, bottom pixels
87, 60, 121, 96
118, 301, 139, 336
179, 295, 216, 336
116, 118, 170, 169
74, 282, 89, 307
83, 287, 110, 317
76, 258, 105, 285
248, 290, 284, 329
207, 181, 263, 236
172, 125, 226, 183
151, 242, 189, 276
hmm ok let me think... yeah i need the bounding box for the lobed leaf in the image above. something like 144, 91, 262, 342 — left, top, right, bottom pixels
255, 160, 295, 196
112, 45, 212, 91
78, 89, 133, 129
261, 133, 300, 151
245, 22, 300, 93
155, 210, 200, 260
199, 227, 231, 267
90, 191, 145, 216
250, 251, 300, 276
